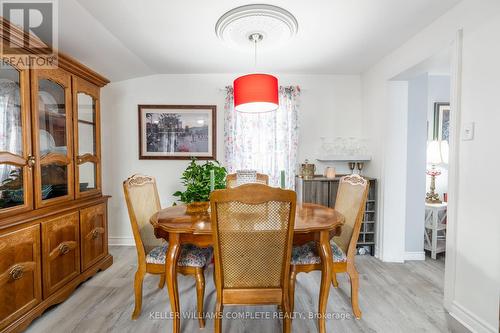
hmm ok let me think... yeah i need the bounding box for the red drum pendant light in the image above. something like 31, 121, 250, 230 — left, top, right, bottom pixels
234, 73, 278, 113
233, 33, 279, 113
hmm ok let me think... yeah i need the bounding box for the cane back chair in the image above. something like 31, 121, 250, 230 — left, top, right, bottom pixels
289, 174, 369, 319
123, 174, 212, 327
210, 183, 297, 333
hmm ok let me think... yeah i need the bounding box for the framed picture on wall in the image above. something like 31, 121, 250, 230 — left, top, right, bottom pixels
138, 105, 216, 160
433, 102, 450, 142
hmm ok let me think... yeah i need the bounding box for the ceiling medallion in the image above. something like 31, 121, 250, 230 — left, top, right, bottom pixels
215, 4, 298, 50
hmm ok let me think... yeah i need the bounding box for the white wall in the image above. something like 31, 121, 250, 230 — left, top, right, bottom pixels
361, 0, 500, 331
451, 16, 500, 333
405, 74, 428, 255
380, 81, 408, 262
100, 74, 362, 244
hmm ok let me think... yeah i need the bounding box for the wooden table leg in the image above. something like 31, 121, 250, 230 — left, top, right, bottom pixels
166, 233, 181, 333
318, 230, 333, 333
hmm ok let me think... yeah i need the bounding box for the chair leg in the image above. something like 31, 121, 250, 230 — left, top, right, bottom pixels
347, 266, 362, 319
132, 270, 145, 320
332, 272, 339, 288
289, 269, 297, 315
215, 302, 223, 333
158, 273, 166, 289
195, 269, 206, 328
282, 296, 292, 333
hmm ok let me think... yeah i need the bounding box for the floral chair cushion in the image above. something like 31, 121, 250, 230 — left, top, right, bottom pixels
291, 240, 347, 265
146, 243, 213, 267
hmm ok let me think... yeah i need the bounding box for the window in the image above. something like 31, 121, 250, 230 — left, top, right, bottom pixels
224, 86, 300, 188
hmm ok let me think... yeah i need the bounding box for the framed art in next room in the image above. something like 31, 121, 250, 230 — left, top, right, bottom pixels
138, 105, 216, 160
433, 102, 450, 143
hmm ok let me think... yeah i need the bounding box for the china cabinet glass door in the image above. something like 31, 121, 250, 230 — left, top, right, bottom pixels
0, 61, 33, 217
73, 77, 101, 198
32, 68, 74, 208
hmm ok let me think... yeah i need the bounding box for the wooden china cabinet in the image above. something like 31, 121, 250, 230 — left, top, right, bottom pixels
0, 19, 112, 332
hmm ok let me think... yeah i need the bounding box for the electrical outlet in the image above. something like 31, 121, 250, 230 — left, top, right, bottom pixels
462, 122, 475, 141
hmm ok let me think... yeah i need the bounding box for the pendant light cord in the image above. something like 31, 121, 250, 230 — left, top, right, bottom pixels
249, 33, 262, 68
254, 37, 258, 67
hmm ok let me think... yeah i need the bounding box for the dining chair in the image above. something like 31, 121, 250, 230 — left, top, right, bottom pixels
289, 174, 369, 319
210, 183, 297, 333
123, 174, 213, 327
226, 171, 269, 188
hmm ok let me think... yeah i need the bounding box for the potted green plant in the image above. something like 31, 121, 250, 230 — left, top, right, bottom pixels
173, 159, 227, 213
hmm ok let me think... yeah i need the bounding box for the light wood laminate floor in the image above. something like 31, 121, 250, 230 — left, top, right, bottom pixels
26, 247, 468, 333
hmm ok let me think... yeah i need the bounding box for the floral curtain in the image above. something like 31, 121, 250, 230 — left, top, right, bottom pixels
224, 86, 300, 188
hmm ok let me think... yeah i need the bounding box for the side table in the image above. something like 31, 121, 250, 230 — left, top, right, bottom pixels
424, 202, 447, 259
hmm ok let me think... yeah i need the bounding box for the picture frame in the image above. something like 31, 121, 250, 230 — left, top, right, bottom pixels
433, 102, 450, 142
138, 105, 216, 160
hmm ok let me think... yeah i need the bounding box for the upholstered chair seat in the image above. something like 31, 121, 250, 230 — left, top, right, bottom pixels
146, 243, 213, 267
291, 240, 347, 265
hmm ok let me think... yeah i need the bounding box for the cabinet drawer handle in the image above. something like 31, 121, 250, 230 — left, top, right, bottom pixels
59, 243, 70, 255
91, 229, 99, 239
9, 265, 24, 281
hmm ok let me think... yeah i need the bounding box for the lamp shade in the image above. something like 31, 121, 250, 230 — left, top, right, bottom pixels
234, 74, 279, 113
440, 141, 449, 164
427, 140, 449, 165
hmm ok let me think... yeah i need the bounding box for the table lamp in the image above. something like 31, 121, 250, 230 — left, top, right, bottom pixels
426, 140, 449, 203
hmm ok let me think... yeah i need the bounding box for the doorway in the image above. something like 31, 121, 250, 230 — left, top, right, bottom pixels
379, 31, 464, 319
389, 46, 453, 264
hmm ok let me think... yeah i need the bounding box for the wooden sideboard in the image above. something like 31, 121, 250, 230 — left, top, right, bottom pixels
295, 175, 377, 255
0, 19, 112, 332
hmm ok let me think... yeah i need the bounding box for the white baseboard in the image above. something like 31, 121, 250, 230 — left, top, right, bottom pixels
450, 300, 497, 333
379, 254, 405, 263
404, 251, 425, 261
108, 236, 135, 246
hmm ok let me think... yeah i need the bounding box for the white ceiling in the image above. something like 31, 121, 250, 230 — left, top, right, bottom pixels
59, 0, 462, 81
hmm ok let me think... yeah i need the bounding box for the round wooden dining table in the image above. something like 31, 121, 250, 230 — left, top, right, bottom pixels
150, 202, 345, 333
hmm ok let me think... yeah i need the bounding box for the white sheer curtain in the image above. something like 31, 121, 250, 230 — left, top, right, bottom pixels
224, 86, 300, 188
0, 81, 22, 181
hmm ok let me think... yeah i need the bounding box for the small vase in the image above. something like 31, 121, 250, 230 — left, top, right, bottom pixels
186, 201, 210, 214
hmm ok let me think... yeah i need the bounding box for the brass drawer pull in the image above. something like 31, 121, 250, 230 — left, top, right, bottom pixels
59, 243, 70, 255
91, 229, 99, 240
9, 265, 24, 281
